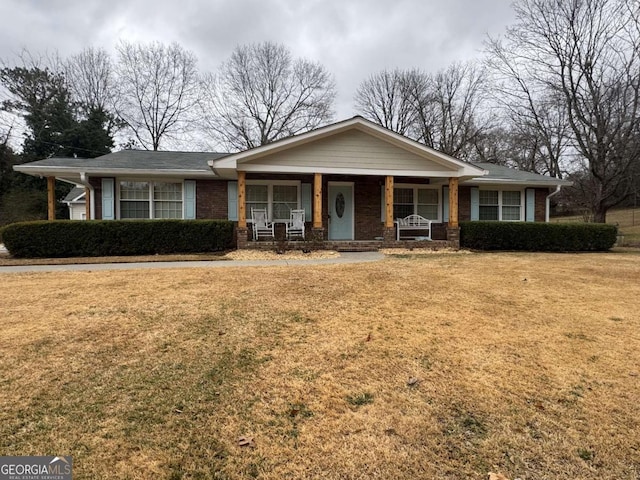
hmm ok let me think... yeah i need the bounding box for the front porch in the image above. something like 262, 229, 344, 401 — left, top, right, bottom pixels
234, 171, 462, 250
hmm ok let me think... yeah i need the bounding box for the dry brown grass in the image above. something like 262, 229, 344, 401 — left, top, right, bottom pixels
1, 252, 639, 479
0, 249, 339, 266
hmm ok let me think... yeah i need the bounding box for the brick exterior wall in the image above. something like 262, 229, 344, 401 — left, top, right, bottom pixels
353, 176, 385, 240
458, 186, 472, 221
195, 179, 228, 219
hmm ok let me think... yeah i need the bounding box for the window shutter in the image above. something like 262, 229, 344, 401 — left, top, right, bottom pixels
301, 183, 312, 220
443, 186, 449, 222
184, 180, 196, 219
526, 189, 535, 222
227, 181, 238, 221
381, 185, 386, 222
102, 178, 114, 220
470, 187, 480, 221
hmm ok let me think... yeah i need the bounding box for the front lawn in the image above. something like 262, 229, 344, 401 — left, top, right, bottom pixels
1, 252, 639, 479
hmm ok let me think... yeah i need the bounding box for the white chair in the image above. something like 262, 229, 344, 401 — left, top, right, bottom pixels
251, 208, 275, 240
286, 209, 305, 240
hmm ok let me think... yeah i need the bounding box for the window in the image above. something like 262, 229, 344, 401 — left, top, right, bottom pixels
393, 185, 440, 220
273, 185, 298, 220
417, 189, 439, 219
393, 188, 414, 219
479, 190, 499, 221
154, 182, 183, 219
246, 182, 300, 221
479, 190, 522, 221
119, 181, 183, 219
501, 191, 522, 221
120, 181, 150, 219
246, 184, 268, 216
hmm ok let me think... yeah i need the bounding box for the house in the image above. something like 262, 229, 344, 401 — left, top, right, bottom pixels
13, 116, 570, 249
62, 186, 87, 220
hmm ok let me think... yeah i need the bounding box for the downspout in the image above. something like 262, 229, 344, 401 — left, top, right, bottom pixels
79, 173, 95, 220
545, 185, 562, 223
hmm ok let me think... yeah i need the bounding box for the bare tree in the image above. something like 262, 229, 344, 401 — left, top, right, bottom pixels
488, 0, 640, 222
411, 62, 488, 158
201, 42, 336, 151
485, 39, 571, 178
353, 62, 487, 159
115, 41, 200, 151
354, 69, 420, 135
65, 47, 115, 113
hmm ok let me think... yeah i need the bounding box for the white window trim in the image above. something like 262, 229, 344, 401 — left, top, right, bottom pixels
246, 180, 301, 222
116, 179, 185, 220
479, 188, 525, 222
394, 183, 441, 222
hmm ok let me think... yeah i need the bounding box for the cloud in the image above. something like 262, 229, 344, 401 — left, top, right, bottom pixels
1, 0, 516, 126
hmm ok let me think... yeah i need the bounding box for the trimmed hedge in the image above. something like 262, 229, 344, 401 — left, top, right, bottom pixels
1, 220, 234, 258
460, 221, 617, 252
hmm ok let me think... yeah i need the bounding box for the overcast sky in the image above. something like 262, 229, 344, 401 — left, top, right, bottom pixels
0, 0, 517, 151
0, 0, 517, 114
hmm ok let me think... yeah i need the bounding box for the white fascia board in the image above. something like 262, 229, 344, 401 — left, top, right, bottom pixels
463, 177, 573, 187
14, 165, 216, 178
209, 167, 239, 179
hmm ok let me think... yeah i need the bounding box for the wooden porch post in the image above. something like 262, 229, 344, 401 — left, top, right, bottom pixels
47, 176, 56, 220
385, 176, 394, 228
448, 177, 459, 228
237, 171, 246, 228
313, 173, 322, 228
84, 187, 91, 220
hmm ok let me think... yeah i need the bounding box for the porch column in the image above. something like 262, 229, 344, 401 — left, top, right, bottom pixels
313, 173, 322, 228
384, 176, 394, 228
236, 171, 248, 248
47, 176, 56, 220
383, 175, 395, 244
447, 177, 460, 246
237, 171, 246, 228
448, 177, 459, 228
85, 187, 91, 220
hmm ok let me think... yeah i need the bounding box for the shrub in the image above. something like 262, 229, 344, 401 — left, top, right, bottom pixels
460, 221, 617, 252
0, 220, 234, 258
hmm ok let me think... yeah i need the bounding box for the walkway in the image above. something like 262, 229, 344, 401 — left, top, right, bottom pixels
0, 251, 384, 274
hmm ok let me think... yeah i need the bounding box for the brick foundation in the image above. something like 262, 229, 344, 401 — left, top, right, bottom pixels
236, 227, 249, 249
446, 227, 460, 247
382, 226, 396, 246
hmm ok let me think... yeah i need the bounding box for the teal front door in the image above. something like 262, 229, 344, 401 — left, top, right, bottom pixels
328, 183, 354, 240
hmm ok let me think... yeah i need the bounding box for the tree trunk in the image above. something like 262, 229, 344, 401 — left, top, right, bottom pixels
592, 205, 608, 223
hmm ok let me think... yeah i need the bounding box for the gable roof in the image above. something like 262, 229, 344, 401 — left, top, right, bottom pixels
63, 186, 86, 203
12, 119, 568, 187
210, 116, 487, 179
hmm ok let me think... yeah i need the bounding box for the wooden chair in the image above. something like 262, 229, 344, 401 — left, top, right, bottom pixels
286, 209, 305, 240
251, 208, 275, 240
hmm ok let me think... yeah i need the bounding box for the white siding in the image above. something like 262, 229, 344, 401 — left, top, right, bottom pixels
247, 130, 454, 172
69, 203, 86, 220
